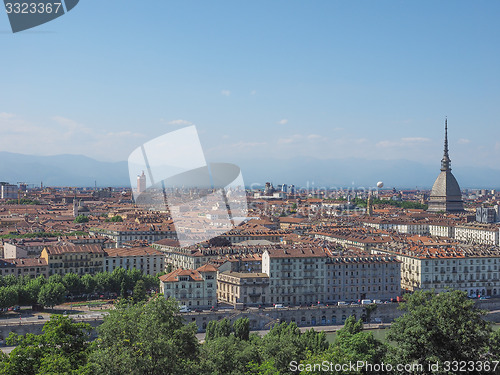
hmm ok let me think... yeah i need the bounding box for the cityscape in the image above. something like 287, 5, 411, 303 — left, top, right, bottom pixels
0, 120, 499, 372
2, 1, 500, 374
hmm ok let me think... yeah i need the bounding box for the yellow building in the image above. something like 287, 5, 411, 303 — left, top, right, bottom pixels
217, 271, 269, 308
41, 244, 105, 276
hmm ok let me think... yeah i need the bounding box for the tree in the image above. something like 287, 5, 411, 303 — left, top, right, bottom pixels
81, 274, 97, 295
89, 296, 200, 375
0, 287, 18, 309
489, 329, 500, 360
132, 280, 147, 303
93, 272, 112, 294
260, 322, 313, 374
200, 334, 261, 375
233, 317, 250, 341
387, 290, 492, 372
205, 319, 233, 341
105, 215, 123, 222
63, 272, 82, 295
38, 282, 66, 308
21, 276, 46, 306
300, 316, 386, 375
74, 215, 89, 223
1, 315, 92, 374
48, 274, 63, 284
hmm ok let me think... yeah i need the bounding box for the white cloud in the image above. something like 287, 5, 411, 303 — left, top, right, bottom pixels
307, 134, 323, 140
377, 137, 430, 148
278, 133, 327, 145
221, 90, 231, 96
167, 119, 193, 125
228, 141, 267, 149
250, 90, 257, 95
0, 112, 15, 120
400, 137, 430, 143
0, 114, 146, 161
278, 134, 302, 144
277, 119, 288, 125
458, 138, 471, 145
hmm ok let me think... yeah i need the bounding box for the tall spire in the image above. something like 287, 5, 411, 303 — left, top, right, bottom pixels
441, 117, 451, 171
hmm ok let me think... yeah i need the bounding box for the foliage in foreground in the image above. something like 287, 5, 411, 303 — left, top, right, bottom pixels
1, 290, 499, 374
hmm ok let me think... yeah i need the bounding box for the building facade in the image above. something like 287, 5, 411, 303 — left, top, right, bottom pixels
325, 255, 401, 303
159, 264, 217, 309
41, 244, 106, 276
261, 247, 327, 306
217, 271, 269, 308
104, 247, 165, 275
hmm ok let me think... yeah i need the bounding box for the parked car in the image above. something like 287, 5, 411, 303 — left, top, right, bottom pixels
37, 315, 44, 320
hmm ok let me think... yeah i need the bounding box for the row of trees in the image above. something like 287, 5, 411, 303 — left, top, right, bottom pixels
4, 199, 41, 205
1, 290, 499, 374
353, 197, 428, 210
0, 268, 160, 309
0, 231, 88, 240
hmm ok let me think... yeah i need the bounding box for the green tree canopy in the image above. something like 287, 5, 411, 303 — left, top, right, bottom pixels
1, 315, 92, 375
74, 215, 89, 223
89, 296, 199, 375
387, 290, 493, 371
37, 282, 66, 308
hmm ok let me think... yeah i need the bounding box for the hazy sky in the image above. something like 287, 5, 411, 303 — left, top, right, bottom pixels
1, 1, 500, 170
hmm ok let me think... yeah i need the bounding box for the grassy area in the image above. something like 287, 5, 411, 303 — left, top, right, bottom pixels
69, 301, 108, 307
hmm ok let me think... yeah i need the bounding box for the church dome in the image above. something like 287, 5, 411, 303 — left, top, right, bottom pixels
427, 119, 464, 213
430, 170, 462, 199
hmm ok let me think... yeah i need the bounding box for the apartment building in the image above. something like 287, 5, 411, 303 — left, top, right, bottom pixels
89, 223, 176, 247
159, 264, 217, 308
261, 246, 328, 306
371, 243, 500, 297
104, 247, 165, 275
429, 222, 456, 238
454, 224, 500, 246
313, 228, 390, 251
324, 255, 401, 303
3, 235, 109, 259
217, 271, 269, 308
153, 239, 265, 270
41, 244, 106, 276
0, 258, 48, 278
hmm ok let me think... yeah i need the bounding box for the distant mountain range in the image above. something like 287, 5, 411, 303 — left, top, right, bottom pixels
0, 152, 129, 187
0, 151, 499, 189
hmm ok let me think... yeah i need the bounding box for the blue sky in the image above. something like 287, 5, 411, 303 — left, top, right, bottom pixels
1, 1, 500, 171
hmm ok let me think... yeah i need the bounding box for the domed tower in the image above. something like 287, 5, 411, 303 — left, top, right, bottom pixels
427, 119, 464, 213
